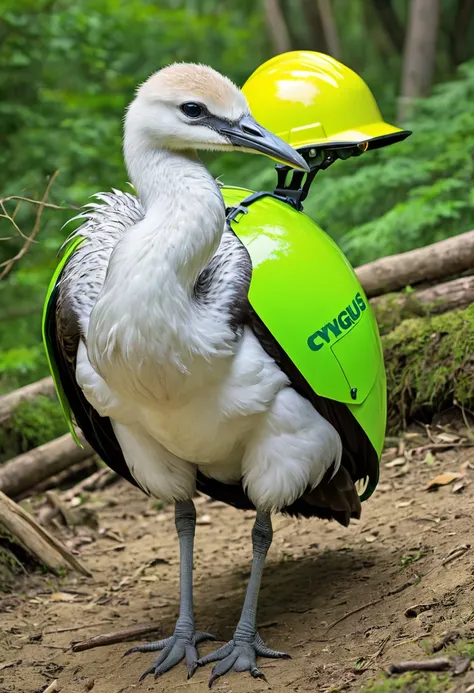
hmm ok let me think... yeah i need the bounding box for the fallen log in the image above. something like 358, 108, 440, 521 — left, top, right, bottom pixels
0, 433, 93, 499
0, 490, 91, 577
0, 376, 55, 425
356, 229, 474, 297
19, 456, 99, 500
371, 275, 474, 333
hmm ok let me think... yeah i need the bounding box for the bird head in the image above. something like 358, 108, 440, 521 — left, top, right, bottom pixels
125, 63, 309, 172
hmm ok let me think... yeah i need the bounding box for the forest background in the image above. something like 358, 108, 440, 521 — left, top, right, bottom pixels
0, 0, 473, 409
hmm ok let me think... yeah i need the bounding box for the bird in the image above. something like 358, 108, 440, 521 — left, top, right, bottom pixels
44, 62, 377, 685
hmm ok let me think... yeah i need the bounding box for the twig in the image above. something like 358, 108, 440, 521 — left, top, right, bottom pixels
1, 194, 66, 210
360, 635, 391, 671
387, 658, 451, 675
441, 544, 470, 566
72, 622, 162, 652
407, 442, 474, 458
424, 544, 471, 578
325, 580, 414, 633
0, 171, 59, 280
62, 467, 116, 502
325, 597, 384, 632
84, 544, 126, 555
392, 633, 431, 649
0, 206, 27, 240
45, 490, 76, 528
431, 630, 461, 653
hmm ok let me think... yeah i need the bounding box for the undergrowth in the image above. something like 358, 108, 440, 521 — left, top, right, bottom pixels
362, 672, 451, 693
382, 303, 474, 433
0, 394, 67, 462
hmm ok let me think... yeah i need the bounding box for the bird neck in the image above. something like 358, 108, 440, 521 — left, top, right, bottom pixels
122, 131, 225, 290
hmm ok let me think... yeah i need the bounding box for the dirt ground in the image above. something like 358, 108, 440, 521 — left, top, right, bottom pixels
2, 421, 474, 693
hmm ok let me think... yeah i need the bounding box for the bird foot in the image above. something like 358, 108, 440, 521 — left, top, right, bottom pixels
193, 633, 290, 687
125, 629, 215, 680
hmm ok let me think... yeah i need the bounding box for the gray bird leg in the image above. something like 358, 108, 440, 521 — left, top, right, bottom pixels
194, 511, 290, 686
125, 500, 215, 680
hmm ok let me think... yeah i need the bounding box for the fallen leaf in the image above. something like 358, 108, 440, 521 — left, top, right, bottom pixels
452, 480, 466, 493
424, 451, 435, 465
425, 472, 463, 491
435, 432, 460, 444
385, 457, 407, 469
396, 500, 414, 508
196, 514, 212, 525
0, 660, 21, 672
382, 447, 398, 460
50, 592, 76, 602
365, 535, 377, 543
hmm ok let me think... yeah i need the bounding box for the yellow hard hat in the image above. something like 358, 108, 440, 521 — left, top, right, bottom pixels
242, 51, 410, 152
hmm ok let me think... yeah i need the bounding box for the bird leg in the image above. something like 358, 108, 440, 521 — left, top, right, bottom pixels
194, 511, 290, 686
125, 499, 215, 679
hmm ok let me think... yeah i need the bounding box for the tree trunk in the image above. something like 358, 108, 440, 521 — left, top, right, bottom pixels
316, 0, 341, 58
0, 433, 93, 499
0, 490, 91, 577
0, 376, 55, 425
371, 0, 404, 54
263, 0, 292, 55
451, 0, 474, 66
356, 229, 474, 297
301, 0, 329, 53
398, 0, 440, 121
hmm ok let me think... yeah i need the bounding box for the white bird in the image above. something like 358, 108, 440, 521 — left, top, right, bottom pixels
45, 63, 375, 685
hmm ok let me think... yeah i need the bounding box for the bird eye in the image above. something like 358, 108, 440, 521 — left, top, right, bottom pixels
180, 103, 203, 118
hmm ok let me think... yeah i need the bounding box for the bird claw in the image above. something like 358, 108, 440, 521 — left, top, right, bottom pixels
126, 630, 215, 680
197, 633, 290, 687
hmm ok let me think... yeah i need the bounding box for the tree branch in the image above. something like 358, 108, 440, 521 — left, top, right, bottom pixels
0, 170, 61, 281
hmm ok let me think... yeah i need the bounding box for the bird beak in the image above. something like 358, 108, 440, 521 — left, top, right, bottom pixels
219, 114, 310, 172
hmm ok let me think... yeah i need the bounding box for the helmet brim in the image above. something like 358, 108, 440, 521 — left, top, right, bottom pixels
293, 122, 411, 151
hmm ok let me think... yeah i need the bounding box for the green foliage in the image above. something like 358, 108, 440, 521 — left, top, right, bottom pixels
303, 60, 474, 266
0, 395, 67, 462
0, 345, 48, 394
362, 672, 450, 693
382, 303, 474, 432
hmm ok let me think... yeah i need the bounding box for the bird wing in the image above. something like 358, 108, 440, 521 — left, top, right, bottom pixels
42, 191, 144, 488
195, 227, 378, 525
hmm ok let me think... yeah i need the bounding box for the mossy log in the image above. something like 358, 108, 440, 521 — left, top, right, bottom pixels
382, 303, 474, 433
372, 276, 474, 335
0, 393, 69, 463
0, 377, 56, 425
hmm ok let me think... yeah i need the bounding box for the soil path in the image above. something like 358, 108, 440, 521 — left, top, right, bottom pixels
1, 429, 474, 693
